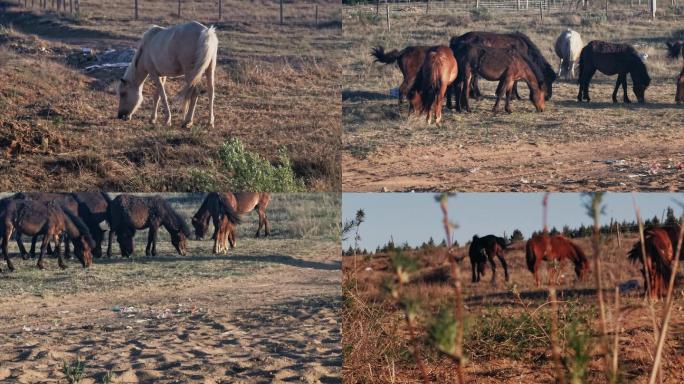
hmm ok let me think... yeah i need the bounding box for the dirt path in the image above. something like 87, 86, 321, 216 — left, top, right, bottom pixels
343, 133, 684, 192
0, 251, 341, 383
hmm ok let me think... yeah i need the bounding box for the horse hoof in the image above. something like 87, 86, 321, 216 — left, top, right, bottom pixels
182, 121, 193, 129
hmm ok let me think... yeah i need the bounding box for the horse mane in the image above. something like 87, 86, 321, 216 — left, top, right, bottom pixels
519, 52, 546, 89
157, 197, 192, 238
217, 193, 242, 225
666, 41, 684, 60
512, 31, 556, 83
631, 52, 651, 87
567, 240, 588, 266
194, 193, 213, 224
62, 208, 96, 248
494, 235, 508, 250
371, 46, 401, 64
123, 25, 164, 81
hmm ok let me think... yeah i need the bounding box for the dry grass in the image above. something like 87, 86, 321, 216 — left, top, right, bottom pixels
0, 1, 341, 191
342, 4, 684, 192
342, 235, 684, 383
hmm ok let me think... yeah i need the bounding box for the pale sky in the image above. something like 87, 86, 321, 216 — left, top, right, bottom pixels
342, 193, 683, 251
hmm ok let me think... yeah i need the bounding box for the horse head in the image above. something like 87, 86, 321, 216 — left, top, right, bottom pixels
117, 77, 144, 120
170, 229, 188, 256
191, 214, 209, 240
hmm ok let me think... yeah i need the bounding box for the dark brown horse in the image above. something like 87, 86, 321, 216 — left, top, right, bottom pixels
0, 200, 94, 271
526, 233, 589, 287
72, 192, 111, 258
454, 45, 546, 113
666, 41, 684, 104
407, 46, 458, 124
371, 45, 430, 104
12, 192, 79, 260
627, 225, 683, 299
577, 40, 651, 103
448, 31, 556, 104
107, 194, 191, 258
191, 192, 243, 254
468, 234, 509, 283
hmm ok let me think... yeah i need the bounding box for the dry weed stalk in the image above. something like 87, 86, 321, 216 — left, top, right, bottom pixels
437, 193, 465, 384
549, 287, 564, 384
632, 195, 660, 345
647, 218, 684, 384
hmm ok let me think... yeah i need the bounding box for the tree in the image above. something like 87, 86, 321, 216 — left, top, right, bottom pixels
342, 209, 365, 256
510, 229, 524, 242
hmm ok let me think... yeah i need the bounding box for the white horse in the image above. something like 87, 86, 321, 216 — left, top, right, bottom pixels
554, 29, 583, 79
117, 21, 218, 128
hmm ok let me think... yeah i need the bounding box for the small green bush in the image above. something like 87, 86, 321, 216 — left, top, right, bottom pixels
470, 7, 492, 22
218, 138, 305, 192
62, 356, 85, 384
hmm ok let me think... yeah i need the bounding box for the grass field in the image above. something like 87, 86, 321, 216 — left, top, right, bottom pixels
342, 234, 684, 383
342, 4, 684, 192
0, 0, 341, 191
0, 192, 342, 383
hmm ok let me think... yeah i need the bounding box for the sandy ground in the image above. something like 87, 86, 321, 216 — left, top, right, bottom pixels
0, 243, 341, 383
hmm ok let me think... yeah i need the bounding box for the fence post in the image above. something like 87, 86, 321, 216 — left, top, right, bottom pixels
218, 0, 222, 21
476, 0, 480, 8
376, 0, 379, 15
386, 1, 390, 31
280, 0, 283, 25
605, 0, 608, 18
177, 0, 181, 18
134, 0, 138, 19
426, 0, 429, 14
539, 0, 543, 21
315, 4, 318, 27
650, 0, 656, 18
517, 0, 521, 10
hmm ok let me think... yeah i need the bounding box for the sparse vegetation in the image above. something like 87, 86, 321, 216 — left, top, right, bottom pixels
62, 356, 86, 384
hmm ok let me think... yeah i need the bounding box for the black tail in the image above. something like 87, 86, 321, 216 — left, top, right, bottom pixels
577, 45, 589, 84
217, 194, 242, 225
525, 241, 536, 273
371, 46, 402, 64
627, 240, 643, 264
666, 41, 684, 60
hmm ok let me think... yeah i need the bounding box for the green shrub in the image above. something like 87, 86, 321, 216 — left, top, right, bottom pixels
218, 138, 305, 192
62, 356, 85, 384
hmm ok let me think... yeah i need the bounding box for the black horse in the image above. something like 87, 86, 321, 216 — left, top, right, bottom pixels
468, 234, 510, 283
577, 40, 651, 103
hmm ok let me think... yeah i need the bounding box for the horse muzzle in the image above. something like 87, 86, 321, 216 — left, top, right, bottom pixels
117, 112, 131, 120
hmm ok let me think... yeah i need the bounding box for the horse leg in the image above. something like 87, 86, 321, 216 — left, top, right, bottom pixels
3, 226, 14, 272
676, 67, 684, 104
152, 75, 172, 126
471, 261, 477, 283
580, 67, 596, 102
612, 74, 622, 103
207, 59, 216, 128
488, 252, 497, 284
30, 236, 38, 258
497, 251, 509, 282
55, 234, 67, 269
37, 234, 49, 270
504, 78, 515, 114
64, 234, 71, 260
512, 81, 522, 100
182, 88, 200, 129
534, 259, 542, 288
471, 75, 482, 100
621, 73, 631, 103
558, 58, 564, 78
16, 232, 28, 259
107, 228, 115, 257
148, 223, 159, 257
150, 76, 166, 124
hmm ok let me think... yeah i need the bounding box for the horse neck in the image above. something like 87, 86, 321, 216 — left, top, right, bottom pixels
194, 200, 212, 226
123, 54, 148, 87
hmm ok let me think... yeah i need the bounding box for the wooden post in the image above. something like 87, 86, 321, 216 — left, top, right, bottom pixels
616, 223, 621, 248
376, 0, 379, 15
218, 0, 222, 21
539, 0, 543, 20
280, 0, 283, 25
75, 0, 78, 13
517, 0, 521, 10
315, 4, 318, 27
386, 1, 390, 31
178, 0, 181, 18
426, 0, 430, 14
605, 0, 608, 18
650, 0, 656, 18
476, 0, 480, 8
134, 0, 138, 19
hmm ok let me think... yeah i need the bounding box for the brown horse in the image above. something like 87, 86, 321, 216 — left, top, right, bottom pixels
627, 225, 683, 299
666, 41, 684, 103
448, 31, 556, 104
454, 45, 546, 113
468, 234, 510, 283
191, 192, 243, 254
371, 45, 430, 104
107, 194, 191, 258
0, 200, 94, 271
407, 46, 458, 124
526, 233, 589, 287
577, 40, 651, 103
12, 192, 79, 260
192, 192, 270, 254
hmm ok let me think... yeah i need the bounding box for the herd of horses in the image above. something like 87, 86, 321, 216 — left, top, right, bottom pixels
372, 29, 681, 124
467, 225, 683, 299
0, 192, 271, 272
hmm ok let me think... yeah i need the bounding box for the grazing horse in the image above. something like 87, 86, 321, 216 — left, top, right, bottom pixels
12, 192, 79, 259
468, 235, 510, 283
191, 192, 243, 254
577, 40, 651, 104
554, 29, 583, 79
627, 225, 683, 299
407, 46, 458, 124
371, 45, 430, 104
454, 45, 546, 113
0, 200, 94, 271
117, 21, 218, 128
448, 31, 556, 104
525, 234, 589, 287
72, 192, 111, 258
666, 41, 684, 104
107, 194, 192, 258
